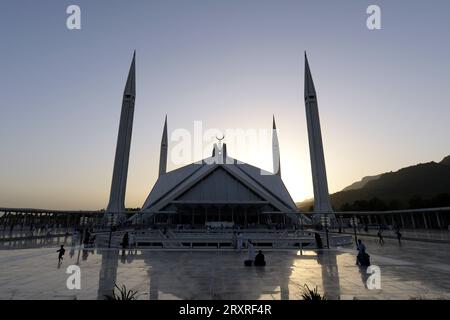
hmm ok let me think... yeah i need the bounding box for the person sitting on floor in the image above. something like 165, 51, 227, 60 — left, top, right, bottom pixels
254, 250, 266, 266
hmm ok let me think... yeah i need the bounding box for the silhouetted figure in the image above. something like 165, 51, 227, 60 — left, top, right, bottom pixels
90, 235, 96, 247
247, 240, 255, 261
69, 245, 75, 258
121, 232, 129, 249
56, 245, 65, 263
314, 232, 323, 249
236, 232, 243, 251
356, 239, 370, 266
128, 233, 135, 248
83, 230, 91, 246
377, 229, 384, 245
364, 224, 369, 232
244, 240, 255, 266
357, 239, 366, 254
82, 249, 89, 261
254, 250, 266, 266
396, 230, 402, 245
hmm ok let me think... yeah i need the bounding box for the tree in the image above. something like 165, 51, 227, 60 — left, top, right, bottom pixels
368, 197, 387, 211
430, 193, 450, 207
340, 203, 352, 211
388, 199, 402, 210
353, 200, 370, 211
409, 195, 426, 209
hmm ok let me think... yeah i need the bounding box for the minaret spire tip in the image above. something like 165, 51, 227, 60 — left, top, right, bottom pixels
304, 52, 316, 99
159, 115, 168, 177
272, 115, 281, 176
124, 51, 136, 96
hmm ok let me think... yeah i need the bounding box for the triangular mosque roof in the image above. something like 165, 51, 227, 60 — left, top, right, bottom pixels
141, 156, 298, 214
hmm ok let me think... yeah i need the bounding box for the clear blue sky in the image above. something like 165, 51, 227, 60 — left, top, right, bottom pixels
1, 0, 449, 210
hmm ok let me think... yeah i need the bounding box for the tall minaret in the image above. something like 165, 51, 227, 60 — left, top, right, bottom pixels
158, 115, 168, 177
272, 115, 281, 176
304, 53, 333, 214
106, 51, 136, 220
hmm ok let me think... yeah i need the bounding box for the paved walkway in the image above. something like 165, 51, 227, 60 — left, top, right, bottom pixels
0, 236, 449, 300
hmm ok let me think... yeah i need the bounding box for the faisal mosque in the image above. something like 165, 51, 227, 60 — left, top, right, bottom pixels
105, 51, 333, 228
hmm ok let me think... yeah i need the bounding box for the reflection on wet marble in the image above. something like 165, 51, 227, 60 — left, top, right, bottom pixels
0, 237, 449, 300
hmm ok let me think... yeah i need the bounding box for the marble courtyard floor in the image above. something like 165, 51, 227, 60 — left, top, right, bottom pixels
0, 236, 449, 300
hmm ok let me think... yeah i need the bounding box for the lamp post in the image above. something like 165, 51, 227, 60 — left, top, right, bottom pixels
350, 216, 358, 246
77, 215, 88, 265
80, 216, 88, 245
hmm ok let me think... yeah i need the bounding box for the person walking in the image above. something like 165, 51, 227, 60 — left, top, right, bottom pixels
232, 231, 237, 249
121, 232, 129, 249
128, 232, 135, 249
56, 245, 66, 264
357, 239, 366, 254
356, 239, 370, 266
356, 240, 364, 266
236, 232, 243, 251
377, 229, 384, 245
396, 230, 402, 245
314, 232, 323, 249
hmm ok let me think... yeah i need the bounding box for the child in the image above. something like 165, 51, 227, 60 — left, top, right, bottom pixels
57, 245, 66, 263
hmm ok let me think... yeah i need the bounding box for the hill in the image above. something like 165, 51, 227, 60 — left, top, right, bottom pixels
297, 155, 450, 211
342, 174, 381, 191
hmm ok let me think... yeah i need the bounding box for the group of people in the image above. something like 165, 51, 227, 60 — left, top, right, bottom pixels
56, 225, 409, 268
231, 232, 266, 266
121, 232, 137, 249
244, 239, 266, 266
376, 227, 402, 245
313, 230, 372, 267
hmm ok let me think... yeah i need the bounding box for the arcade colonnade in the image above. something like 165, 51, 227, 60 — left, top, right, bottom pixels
336, 207, 450, 230
0, 208, 102, 233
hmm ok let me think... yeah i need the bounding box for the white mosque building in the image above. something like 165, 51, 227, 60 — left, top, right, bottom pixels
105, 52, 332, 228
137, 117, 302, 227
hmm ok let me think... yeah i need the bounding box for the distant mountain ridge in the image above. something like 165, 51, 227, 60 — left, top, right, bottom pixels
297, 155, 450, 211
342, 175, 381, 192
441, 155, 450, 166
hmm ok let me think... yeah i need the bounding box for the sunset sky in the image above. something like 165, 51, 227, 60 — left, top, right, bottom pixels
1, 0, 449, 210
